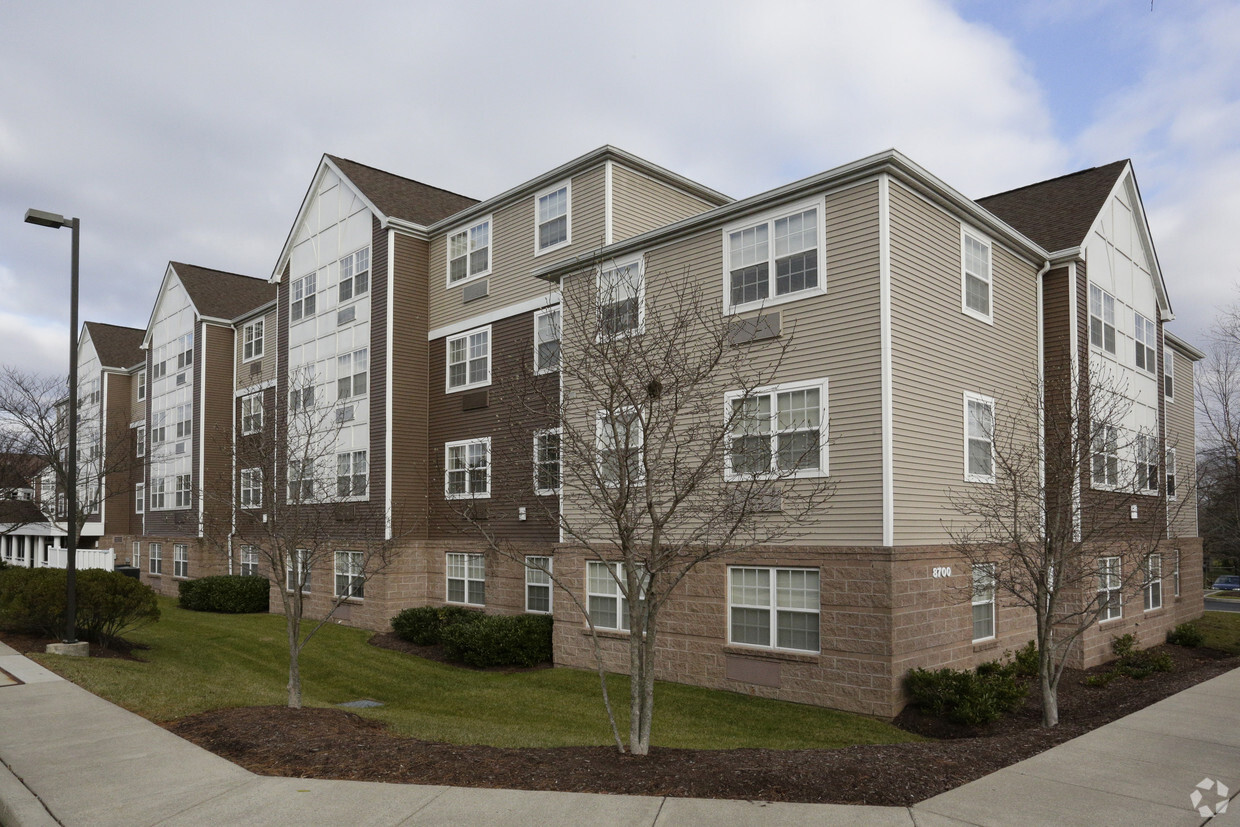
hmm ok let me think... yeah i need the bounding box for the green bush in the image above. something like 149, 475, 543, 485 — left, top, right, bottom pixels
1011, 640, 1040, 677
178, 576, 270, 613
0, 567, 66, 637
1086, 633, 1175, 686
391, 605, 483, 645
1167, 622, 1205, 648
0, 567, 159, 647
440, 614, 554, 668
904, 660, 1028, 726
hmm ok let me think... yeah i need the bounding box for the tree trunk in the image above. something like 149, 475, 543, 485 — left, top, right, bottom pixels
1039, 643, 1058, 727
629, 612, 645, 755
286, 606, 303, 709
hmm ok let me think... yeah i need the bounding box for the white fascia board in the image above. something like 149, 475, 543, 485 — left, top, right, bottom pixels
1164, 331, 1206, 361
385, 227, 395, 541
427, 292, 562, 342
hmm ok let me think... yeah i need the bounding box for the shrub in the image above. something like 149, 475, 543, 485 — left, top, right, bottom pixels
1011, 640, 1039, 677
1086, 633, 1175, 686
0, 567, 66, 637
1167, 622, 1204, 648
904, 660, 1027, 726
0, 568, 159, 647
391, 605, 484, 645
178, 576, 270, 614
440, 614, 553, 668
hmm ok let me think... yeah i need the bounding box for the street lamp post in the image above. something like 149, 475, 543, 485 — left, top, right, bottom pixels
24, 208, 80, 645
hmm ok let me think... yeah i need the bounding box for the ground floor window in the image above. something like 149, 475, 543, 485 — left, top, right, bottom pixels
132, 541, 141, 568
335, 550, 364, 599
587, 561, 633, 630
447, 552, 485, 605
972, 563, 996, 641
1098, 556, 1122, 621
240, 545, 259, 577
1144, 553, 1162, 611
287, 549, 310, 592
728, 566, 820, 652
173, 544, 188, 578
1174, 549, 1181, 597
149, 542, 163, 575
525, 556, 551, 613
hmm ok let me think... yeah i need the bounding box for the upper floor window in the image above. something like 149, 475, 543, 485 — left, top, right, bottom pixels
445, 438, 490, 499
241, 393, 263, 434
136, 370, 146, 401
337, 348, 368, 401
597, 258, 643, 338
135, 483, 144, 514
448, 218, 491, 285
1134, 313, 1156, 374
446, 327, 490, 392
723, 200, 823, 313
534, 307, 561, 373
534, 429, 561, 495
288, 459, 315, 503
1136, 434, 1158, 493
1089, 284, 1116, 355
243, 319, 264, 362
964, 393, 995, 483
336, 450, 368, 498
291, 273, 317, 322
962, 228, 992, 324
338, 247, 370, 302
176, 333, 194, 371
240, 468, 262, 509
1092, 421, 1119, 488
596, 408, 643, 485
536, 182, 570, 254
1167, 448, 1177, 500
726, 380, 828, 478
136, 425, 146, 457
1164, 348, 1175, 400
174, 473, 192, 509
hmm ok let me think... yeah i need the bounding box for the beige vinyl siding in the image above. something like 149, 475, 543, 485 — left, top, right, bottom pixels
559, 179, 884, 546
610, 163, 719, 241
888, 179, 1041, 545
427, 166, 606, 331
235, 309, 277, 389
1166, 344, 1197, 538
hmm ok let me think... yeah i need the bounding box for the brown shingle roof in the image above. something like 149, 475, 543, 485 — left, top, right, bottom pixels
976, 160, 1129, 252
327, 155, 478, 226
84, 322, 145, 370
172, 263, 276, 321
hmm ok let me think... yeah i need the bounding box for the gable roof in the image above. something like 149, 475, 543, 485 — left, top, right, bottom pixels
976, 160, 1129, 253
171, 263, 275, 321
83, 322, 145, 370
325, 155, 478, 227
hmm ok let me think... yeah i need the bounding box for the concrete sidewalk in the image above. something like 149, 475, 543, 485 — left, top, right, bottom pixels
0, 639, 1236, 826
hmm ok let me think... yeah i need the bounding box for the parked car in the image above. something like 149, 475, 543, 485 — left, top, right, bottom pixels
1212, 575, 1240, 591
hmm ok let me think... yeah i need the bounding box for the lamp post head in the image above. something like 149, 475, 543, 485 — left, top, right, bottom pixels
24, 209, 71, 229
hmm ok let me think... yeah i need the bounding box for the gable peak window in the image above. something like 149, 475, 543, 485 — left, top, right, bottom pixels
448, 218, 491, 284
725, 200, 823, 313
962, 228, 992, 323
536, 182, 570, 253
291, 273, 317, 322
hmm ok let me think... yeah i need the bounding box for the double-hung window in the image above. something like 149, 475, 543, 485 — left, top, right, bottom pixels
136, 425, 146, 457
962, 228, 992, 323
150, 412, 167, 445
241, 393, 263, 434
1137, 434, 1159, 493
534, 429, 561, 495
240, 468, 262, 508
137, 371, 146, 401
335, 550, 364, 599
726, 380, 827, 477
240, 545, 259, 577
291, 274, 316, 322
1144, 553, 1162, 611
526, 556, 552, 613
338, 247, 370, 302
728, 566, 820, 652
587, 561, 644, 631
1092, 422, 1119, 488
337, 348, 368, 401
288, 459, 315, 502
1098, 556, 1122, 621
1164, 348, 1175, 400
1166, 448, 1177, 499
243, 319, 264, 362
287, 549, 311, 592
445, 438, 489, 498
173, 544, 188, 578
336, 451, 367, 498
446, 327, 490, 391
289, 383, 315, 414
596, 408, 643, 485
174, 474, 192, 508
1089, 284, 1116, 354
964, 393, 996, 483
1134, 313, 1157, 373
536, 182, 570, 253
534, 307, 561, 373
597, 258, 643, 338
1174, 550, 1181, 596
132, 542, 141, 569
447, 218, 491, 284
446, 552, 485, 605
724, 200, 823, 313
149, 542, 163, 575
150, 478, 166, 510
972, 564, 996, 641
135, 483, 144, 514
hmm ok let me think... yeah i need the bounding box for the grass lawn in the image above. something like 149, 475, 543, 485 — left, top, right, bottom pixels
33, 597, 920, 751
1196, 610, 1240, 655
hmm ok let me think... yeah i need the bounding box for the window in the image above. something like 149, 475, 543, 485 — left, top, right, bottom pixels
972, 564, 996, 641
597, 258, 643, 337
1098, 556, 1122, 621
241, 468, 262, 508
287, 549, 310, 592
242, 319, 264, 362
150, 478, 166, 510
446, 552, 485, 605
173, 544, 188, 578
152, 360, 167, 380
135, 483, 144, 514
534, 430, 561, 495
291, 273, 316, 322
1092, 422, 1119, 488
1167, 448, 1177, 500
596, 408, 643, 484
1134, 313, 1157, 373
447, 218, 491, 284
176, 333, 194, 371
587, 561, 640, 631
534, 307, 561, 373
728, 566, 820, 652
536, 183, 570, 253
335, 550, 364, 599
445, 438, 489, 498
724, 201, 822, 312
526, 556, 552, 613
1144, 553, 1162, 611
1174, 549, 1181, 597
1136, 434, 1158, 493
241, 393, 263, 434
727, 380, 827, 477
288, 459, 314, 502
176, 403, 193, 440
964, 393, 996, 483
151, 412, 167, 445
136, 425, 146, 457
289, 383, 315, 414
337, 348, 368, 400
1089, 284, 1116, 354
174, 474, 192, 508
336, 451, 368, 498
337, 247, 370, 302
132, 541, 140, 568
1164, 348, 1175, 400
149, 542, 162, 575
136, 371, 146, 401
962, 229, 992, 323
446, 327, 490, 391
240, 545, 259, 577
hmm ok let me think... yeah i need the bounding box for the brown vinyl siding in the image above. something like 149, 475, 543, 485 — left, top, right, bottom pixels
888, 179, 1041, 545
610, 163, 719, 241
1166, 342, 1197, 538
389, 232, 430, 538
235, 309, 277, 388
201, 323, 235, 537
102, 371, 134, 536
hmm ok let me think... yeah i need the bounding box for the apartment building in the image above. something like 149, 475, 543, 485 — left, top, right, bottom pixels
75, 145, 1202, 717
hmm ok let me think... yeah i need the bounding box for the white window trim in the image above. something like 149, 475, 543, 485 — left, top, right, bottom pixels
525, 555, 553, 614
287, 549, 311, 593
595, 407, 644, 485
595, 254, 645, 340
1134, 312, 1157, 375
534, 180, 572, 257
135, 483, 144, 514
173, 543, 189, 579
335, 450, 369, 501
241, 393, 263, 435
587, 561, 631, 631
240, 545, 259, 578
136, 425, 146, 457
723, 378, 830, 480
240, 467, 262, 509
334, 550, 365, 600
722, 196, 827, 315
1167, 447, 1178, 501
444, 325, 492, 394
963, 392, 997, 484
242, 319, 265, 363
336, 246, 371, 305
726, 565, 821, 653
533, 306, 561, 375
446, 552, 486, 606
972, 563, 996, 642
136, 370, 146, 401
1164, 347, 1175, 402
960, 226, 994, 326
444, 437, 491, 500
1092, 421, 1120, 490
149, 542, 163, 575
1144, 553, 1163, 611
1089, 283, 1117, 357
445, 214, 493, 288
1174, 549, 1181, 597
534, 428, 562, 496
1098, 556, 1122, 622
290, 273, 317, 325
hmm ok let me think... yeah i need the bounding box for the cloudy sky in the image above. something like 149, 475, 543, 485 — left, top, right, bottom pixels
2, 0, 1238, 376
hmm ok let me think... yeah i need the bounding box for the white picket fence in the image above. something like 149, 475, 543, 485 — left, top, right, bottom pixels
38, 546, 115, 571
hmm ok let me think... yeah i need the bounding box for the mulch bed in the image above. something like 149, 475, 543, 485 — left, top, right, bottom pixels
0, 631, 146, 661
162, 641, 1239, 806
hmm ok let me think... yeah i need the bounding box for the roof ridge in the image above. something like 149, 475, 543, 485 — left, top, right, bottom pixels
326, 154, 477, 204
978, 159, 1129, 202
170, 261, 266, 282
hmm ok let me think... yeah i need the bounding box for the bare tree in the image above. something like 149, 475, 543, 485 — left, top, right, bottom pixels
458, 261, 833, 755
949, 362, 1179, 727
1197, 310, 1240, 575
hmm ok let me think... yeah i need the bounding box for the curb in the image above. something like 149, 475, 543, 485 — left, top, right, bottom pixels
0, 755, 57, 827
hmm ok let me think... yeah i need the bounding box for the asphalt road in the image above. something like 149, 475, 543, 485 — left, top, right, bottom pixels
1204, 591, 1240, 612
